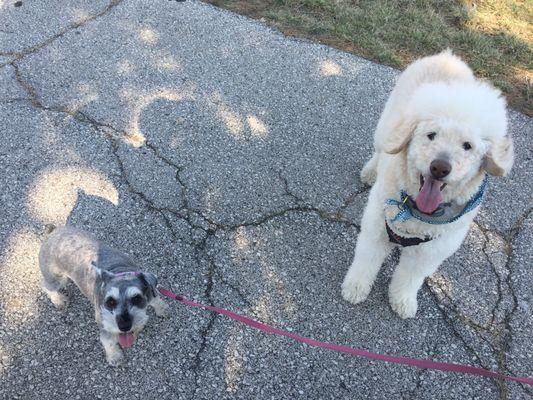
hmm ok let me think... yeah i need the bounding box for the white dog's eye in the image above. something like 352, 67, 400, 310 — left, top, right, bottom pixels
427, 132, 436, 140
462, 142, 472, 150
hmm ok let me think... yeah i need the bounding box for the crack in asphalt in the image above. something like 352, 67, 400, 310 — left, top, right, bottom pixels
337, 185, 370, 214
188, 230, 217, 399
473, 222, 513, 399
427, 212, 533, 400
277, 169, 306, 205
428, 289, 494, 373
277, 168, 369, 223
0, 0, 124, 66
400, 342, 440, 400
474, 223, 509, 328
214, 269, 254, 308
496, 208, 532, 398
475, 222, 515, 400
0, 92, 29, 104
477, 209, 532, 398
427, 278, 495, 337
424, 290, 507, 400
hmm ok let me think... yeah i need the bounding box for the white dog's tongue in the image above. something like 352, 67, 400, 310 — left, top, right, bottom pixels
416, 176, 442, 214
118, 333, 135, 348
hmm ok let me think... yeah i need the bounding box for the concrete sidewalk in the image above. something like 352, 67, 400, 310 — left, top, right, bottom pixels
0, 1, 531, 399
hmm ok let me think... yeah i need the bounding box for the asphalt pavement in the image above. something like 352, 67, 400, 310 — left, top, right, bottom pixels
0, 1, 531, 399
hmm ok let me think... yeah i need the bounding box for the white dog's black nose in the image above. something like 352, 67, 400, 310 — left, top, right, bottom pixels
430, 159, 451, 179
117, 313, 133, 332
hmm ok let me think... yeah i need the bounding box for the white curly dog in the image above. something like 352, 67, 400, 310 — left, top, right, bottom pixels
341, 50, 514, 318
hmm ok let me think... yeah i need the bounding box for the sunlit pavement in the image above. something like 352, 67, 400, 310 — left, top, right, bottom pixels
0, 1, 531, 399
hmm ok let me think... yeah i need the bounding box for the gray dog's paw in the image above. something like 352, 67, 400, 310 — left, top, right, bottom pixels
151, 296, 170, 318
47, 290, 69, 310
106, 349, 124, 367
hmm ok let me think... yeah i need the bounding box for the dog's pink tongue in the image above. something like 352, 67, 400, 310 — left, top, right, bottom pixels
118, 333, 135, 348
416, 177, 442, 214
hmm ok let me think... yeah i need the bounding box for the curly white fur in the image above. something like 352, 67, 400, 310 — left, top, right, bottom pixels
342, 50, 513, 318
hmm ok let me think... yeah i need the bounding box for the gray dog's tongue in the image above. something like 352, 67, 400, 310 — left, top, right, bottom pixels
416, 176, 442, 214
118, 332, 135, 348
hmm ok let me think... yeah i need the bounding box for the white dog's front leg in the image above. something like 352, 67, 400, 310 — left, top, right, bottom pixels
342, 191, 393, 304
388, 248, 435, 319
389, 232, 466, 318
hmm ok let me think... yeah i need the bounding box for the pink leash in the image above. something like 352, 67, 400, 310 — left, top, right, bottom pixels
158, 288, 533, 386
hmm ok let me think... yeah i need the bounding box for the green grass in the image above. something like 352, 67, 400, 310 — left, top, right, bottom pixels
205, 0, 533, 115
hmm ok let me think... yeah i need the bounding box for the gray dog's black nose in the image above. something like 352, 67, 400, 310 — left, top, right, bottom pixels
117, 314, 132, 332
430, 159, 451, 179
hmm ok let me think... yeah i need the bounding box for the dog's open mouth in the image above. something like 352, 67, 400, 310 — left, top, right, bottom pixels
118, 332, 136, 348
416, 175, 447, 214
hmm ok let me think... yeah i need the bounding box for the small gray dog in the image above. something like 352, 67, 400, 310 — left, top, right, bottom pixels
39, 225, 168, 366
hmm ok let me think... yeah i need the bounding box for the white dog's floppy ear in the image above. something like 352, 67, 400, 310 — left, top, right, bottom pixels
483, 136, 514, 176
380, 115, 417, 154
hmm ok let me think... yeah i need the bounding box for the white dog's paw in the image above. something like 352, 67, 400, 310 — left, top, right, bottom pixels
341, 279, 371, 304
389, 290, 418, 319
106, 348, 124, 367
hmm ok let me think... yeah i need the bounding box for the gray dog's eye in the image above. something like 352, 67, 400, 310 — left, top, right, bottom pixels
104, 297, 117, 310
427, 132, 436, 140
131, 294, 143, 306
462, 142, 472, 150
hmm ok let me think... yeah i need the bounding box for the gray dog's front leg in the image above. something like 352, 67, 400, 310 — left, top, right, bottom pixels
100, 329, 123, 366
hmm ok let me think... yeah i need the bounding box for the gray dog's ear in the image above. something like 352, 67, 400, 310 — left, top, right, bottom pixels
91, 262, 114, 281
483, 136, 514, 176
376, 113, 417, 155
140, 272, 158, 298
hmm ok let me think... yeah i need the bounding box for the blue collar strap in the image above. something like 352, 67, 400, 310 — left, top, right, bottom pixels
385, 175, 488, 225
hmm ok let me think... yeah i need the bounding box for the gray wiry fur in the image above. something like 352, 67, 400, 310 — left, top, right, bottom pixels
39, 225, 168, 366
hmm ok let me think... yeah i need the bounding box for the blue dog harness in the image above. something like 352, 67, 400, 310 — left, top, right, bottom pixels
384, 175, 488, 246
